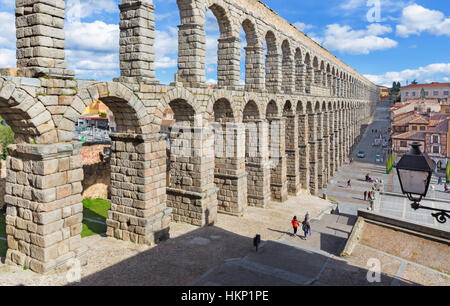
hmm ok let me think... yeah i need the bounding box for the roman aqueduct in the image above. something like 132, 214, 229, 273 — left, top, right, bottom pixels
0, 0, 378, 273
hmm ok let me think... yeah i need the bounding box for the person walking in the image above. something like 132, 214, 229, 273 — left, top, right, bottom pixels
347, 179, 352, 189
364, 191, 367, 201
291, 216, 299, 237
302, 217, 311, 240
438, 176, 442, 185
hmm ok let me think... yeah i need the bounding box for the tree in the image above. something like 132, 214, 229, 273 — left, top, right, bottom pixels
411, 80, 418, 85
420, 88, 426, 99
0, 118, 14, 159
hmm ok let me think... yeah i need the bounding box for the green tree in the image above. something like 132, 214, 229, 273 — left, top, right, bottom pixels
411, 80, 418, 85
0, 118, 14, 159
420, 88, 426, 99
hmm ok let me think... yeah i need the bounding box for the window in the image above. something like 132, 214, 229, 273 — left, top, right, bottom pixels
444, 91, 449, 96
412, 126, 417, 131
420, 126, 425, 131
433, 91, 439, 96
432, 145, 440, 154
412, 92, 416, 96
400, 141, 407, 147
405, 92, 409, 96
432, 135, 440, 143
425, 91, 429, 96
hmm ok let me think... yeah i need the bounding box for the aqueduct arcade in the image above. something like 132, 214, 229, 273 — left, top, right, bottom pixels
0, 0, 378, 273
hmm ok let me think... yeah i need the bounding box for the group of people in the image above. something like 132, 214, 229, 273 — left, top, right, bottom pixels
364, 190, 375, 201
291, 213, 311, 240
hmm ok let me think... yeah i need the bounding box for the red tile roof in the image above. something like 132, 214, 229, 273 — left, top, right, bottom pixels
402, 83, 450, 89
392, 131, 425, 141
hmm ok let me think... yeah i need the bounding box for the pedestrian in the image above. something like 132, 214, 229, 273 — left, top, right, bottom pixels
364, 191, 367, 201
438, 177, 442, 185
347, 179, 352, 189
445, 183, 448, 193
291, 216, 299, 237
302, 217, 311, 240
368, 191, 372, 201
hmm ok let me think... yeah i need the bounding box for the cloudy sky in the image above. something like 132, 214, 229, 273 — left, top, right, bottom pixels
0, 0, 448, 87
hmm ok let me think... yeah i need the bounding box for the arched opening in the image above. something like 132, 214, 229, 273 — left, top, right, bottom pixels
212, 98, 246, 214
281, 40, 294, 93
72, 100, 116, 239
304, 53, 312, 94
313, 56, 319, 85
204, 4, 234, 87
294, 48, 304, 93
241, 19, 262, 90
265, 31, 279, 93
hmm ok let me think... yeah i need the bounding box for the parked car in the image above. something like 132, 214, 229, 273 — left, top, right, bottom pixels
375, 155, 381, 163
357, 150, 366, 158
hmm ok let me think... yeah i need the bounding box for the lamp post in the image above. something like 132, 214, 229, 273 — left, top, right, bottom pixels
396, 142, 450, 224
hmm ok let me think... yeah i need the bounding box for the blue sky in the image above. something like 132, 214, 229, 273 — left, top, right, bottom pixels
0, 0, 448, 87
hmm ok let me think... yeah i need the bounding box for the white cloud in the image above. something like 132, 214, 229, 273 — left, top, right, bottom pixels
0, 48, 15, 67
66, 0, 118, 23
294, 22, 315, 32
66, 21, 119, 52
396, 4, 450, 37
0, 12, 15, 48
321, 24, 398, 54
364, 63, 450, 87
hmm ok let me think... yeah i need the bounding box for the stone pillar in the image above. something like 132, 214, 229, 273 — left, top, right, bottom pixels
314, 69, 322, 85
167, 127, 217, 226
265, 52, 282, 93
246, 121, 271, 208
316, 113, 325, 189
322, 112, 330, 188
15, 0, 74, 79
298, 114, 310, 192
305, 66, 314, 94
332, 76, 337, 96
308, 113, 318, 195
335, 110, 342, 171
282, 54, 295, 94
217, 37, 241, 89
285, 115, 301, 194
5, 143, 87, 274
213, 123, 247, 216
268, 118, 288, 202
115, 0, 158, 84
245, 46, 265, 92
322, 71, 327, 87
178, 23, 206, 88
107, 133, 171, 243
339, 110, 345, 166
328, 111, 336, 178
295, 63, 306, 94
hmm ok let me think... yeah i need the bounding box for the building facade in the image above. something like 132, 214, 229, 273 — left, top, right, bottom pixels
401, 83, 450, 102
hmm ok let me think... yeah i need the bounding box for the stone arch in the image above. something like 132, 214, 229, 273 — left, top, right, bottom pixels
160, 87, 202, 126
296, 100, 305, 114
313, 101, 321, 113
213, 98, 234, 123
243, 100, 260, 121
321, 100, 327, 112
281, 40, 294, 93
294, 48, 304, 93
205, 2, 234, 38
0, 78, 56, 144
64, 82, 151, 137
306, 101, 313, 114
266, 100, 279, 119
283, 100, 294, 116
241, 18, 260, 47
265, 30, 280, 92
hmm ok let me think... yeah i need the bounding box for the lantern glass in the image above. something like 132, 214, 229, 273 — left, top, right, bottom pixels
397, 168, 430, 197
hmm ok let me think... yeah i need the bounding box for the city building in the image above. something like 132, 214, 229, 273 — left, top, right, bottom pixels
400, 82, 450, 102
378, 85, 391, 101
392, 112, 450, 170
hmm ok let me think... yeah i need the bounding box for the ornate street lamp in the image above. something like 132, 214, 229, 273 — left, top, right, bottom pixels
396, 142, 450, 224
